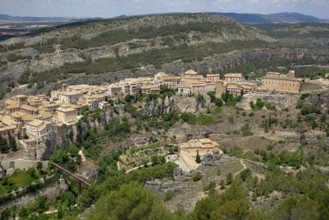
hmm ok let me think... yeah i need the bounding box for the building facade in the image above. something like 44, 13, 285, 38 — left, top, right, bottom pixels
261, 71, 302, 94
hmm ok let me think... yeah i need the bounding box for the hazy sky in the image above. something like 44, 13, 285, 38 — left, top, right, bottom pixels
0, 0, 328, 19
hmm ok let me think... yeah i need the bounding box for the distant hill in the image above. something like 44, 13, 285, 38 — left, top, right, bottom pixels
0, 13, 276, 91
1, 12, 327, 25
0, 14, 100, 24
210, 12, 328, 24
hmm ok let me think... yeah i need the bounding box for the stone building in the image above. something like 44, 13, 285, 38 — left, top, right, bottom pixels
178, 139, 223, 171
261, 71, 302, 94
206, 74, 221, 82
56, 106, 78, 125
25, 119, 53, 142
154, 72, 181, 89
140, 85, 161, 95
215, 80, 256, 97
57, 92, 84, 104
177, 84, 192, 95
224, 73, 244, 82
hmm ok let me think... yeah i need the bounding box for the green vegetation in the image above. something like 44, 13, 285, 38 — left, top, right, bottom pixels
0, 168, 40, 197
240, 123, 253, 136
0, 136, 10, 153
221, 92, 241, 107
196, 150, 201, 164
250, 98, 265, 110
80, 162, 177, 208
46, 21, 253, 50
208, 91, 223, 107
181, 112, 197, 125
216, 57, 329, 79
1, 92, 329, 219
87, 181, 176, 220
6, 53, 31, 62
0, 135, 18, 153
257, 23, 329, 39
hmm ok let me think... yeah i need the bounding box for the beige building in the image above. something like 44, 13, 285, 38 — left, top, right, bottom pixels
216, 80, 257, 97
178, 139, 222, 171
20, 104, 38, 115
43, 101, 62, 113
181, 70, 207, 85
0, 116, 17, 138
191, 83, 207, 95
25, 119, 53, 142
224, 73, 244, 82
108, 84, 123, 99
180, 139, 221, 157
5, 104, 20, 114
206, 74, 221, 82
140, 85, 161, 95
261, 71, 302, 94
154, 72, 181, 89
0, 124, 16, 140
57, 92, 84, 104
177, 84, 192, 95
120, 78, 140, 95
177, 70, 217, 95
56, 106, 78, 124
13, 95, 28, 106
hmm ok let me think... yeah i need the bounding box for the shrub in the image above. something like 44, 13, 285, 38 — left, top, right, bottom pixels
193, 174, 203, 181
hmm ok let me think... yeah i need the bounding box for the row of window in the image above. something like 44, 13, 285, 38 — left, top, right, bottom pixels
263, 81, 299, 87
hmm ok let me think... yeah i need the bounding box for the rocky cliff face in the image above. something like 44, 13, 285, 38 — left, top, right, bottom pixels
237, 91, 300, 111
0, 13, 276, 94
3, 46, 329, 97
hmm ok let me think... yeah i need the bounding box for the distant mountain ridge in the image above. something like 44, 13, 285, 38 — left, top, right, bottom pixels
0, 14, 101, 24
211, 12, 329, 24
0, 12, 328, 25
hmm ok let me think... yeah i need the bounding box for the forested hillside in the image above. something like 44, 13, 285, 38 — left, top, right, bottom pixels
0, 13, 277, 96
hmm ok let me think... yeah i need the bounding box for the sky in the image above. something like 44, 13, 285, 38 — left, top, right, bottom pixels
0, 0, 328, 19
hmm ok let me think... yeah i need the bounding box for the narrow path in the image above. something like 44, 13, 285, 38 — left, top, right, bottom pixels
125, 162, 153, 173
214, 158, 248, 192
234, 159, 247, 178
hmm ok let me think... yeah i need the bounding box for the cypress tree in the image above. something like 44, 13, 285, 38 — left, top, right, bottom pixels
196, 149, 201, 164
0, 136, 9, 153
9, 135, 17, 151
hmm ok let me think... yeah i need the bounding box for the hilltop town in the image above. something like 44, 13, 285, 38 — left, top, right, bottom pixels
1, 10, 329, 219
0, 69, 305, 174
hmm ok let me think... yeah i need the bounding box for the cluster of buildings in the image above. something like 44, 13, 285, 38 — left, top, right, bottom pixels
0, 69, 303, 160
0, 70, 218, 160
215, 70, 302, 98
215, 73, 257, 97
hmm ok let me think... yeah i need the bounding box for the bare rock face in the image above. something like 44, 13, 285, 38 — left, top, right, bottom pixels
76, 160, 99, 183
237, 92, 300, 111
30, 48, 84, 73
173, 96, 206, 113
144, 178, 187, 196
201, 153, 222, 167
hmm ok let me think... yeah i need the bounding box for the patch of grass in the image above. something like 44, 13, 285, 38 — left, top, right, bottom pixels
212, 107, 222, 115
11, 170, 36, 188
0, 185, 7, 197
197, 114, 215, 125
